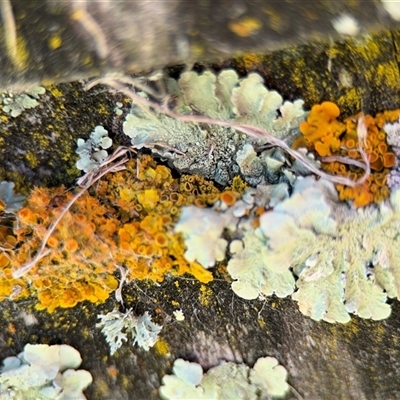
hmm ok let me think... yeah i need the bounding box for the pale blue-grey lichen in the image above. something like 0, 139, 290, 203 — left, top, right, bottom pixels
75, 125, 113, 172
159, 356, 289, 399
123, 69, 305, 186
96, 309, 162, 355
0, 87, 45, 117
0, 181, 25, 213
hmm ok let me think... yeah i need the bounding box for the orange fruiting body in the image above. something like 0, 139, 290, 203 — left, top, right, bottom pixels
2, 155, 238, 312
294, 102, 397, 207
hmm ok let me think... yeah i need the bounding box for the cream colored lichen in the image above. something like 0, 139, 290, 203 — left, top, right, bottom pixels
159, 356, 289, 399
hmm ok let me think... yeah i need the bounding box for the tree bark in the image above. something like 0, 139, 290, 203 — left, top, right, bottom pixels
0, 0, 399, 89
1, 276, 400, 399
1, 6, 400, 400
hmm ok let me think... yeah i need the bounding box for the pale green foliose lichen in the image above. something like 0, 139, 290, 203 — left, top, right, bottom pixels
175, 191, 262, 269
159, 356, 289, 400
174, 206, 232, 269
381, 0, 400, 21
0, 344, 92, 400
227, 228, 296, 300
256, 176, 400, 323
122, 69, 305, 186
0, 87, 45, 117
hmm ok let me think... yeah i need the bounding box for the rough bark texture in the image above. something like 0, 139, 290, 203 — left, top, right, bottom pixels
0, 0, 399, 89
1, 4, 400, 400
1, 275, 400, 399
2, 28, 400, 192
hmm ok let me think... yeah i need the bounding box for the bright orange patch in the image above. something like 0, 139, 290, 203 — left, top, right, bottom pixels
47, 236, 59, 248
220, 191, 237, 206
293, 102, 398, 207
18, 208, 36, 224
64, 238, 79, 253
383, 153, 396, 168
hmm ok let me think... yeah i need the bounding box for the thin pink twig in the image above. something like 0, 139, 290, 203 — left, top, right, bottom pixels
86, 77, 370, 188
13, 149, 132, 278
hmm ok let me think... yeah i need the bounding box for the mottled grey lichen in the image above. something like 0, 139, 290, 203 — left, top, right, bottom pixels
123, 69, 306, 186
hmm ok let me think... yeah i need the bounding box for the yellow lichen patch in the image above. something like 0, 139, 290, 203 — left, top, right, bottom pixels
294, 102, 397, 207
0, 222, 17, 250
0, 214, 28, 300
18, 208, 37, 224
184, 262, 213, 284
230, 176, 248, 194
35, 277, 118, 313
137, 189, 160, 211
48, 34, 62, 50
120, 188, 135, 203
240, 53, 266, 71
64, 238, 79, 253
198, 285, 213, 307
98, 155, 224, 285
154, 338, 170, 356
228, 17, 262, 37
0, 254, 9, 269
154, 232, 169, 248
0, 250, 28, 300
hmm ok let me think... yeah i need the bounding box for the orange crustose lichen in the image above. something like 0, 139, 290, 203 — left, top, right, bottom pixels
294, 101, 396, 207
98, 155, 225, 285
12, 186, 120, 312
297, 101, 344, 157
2, 155, 238, 312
